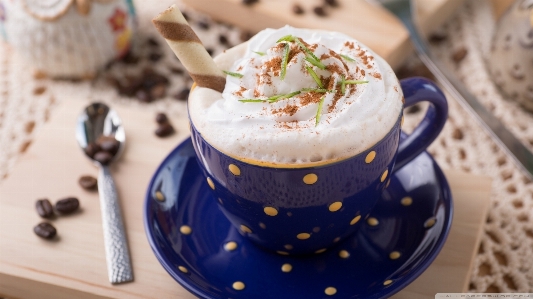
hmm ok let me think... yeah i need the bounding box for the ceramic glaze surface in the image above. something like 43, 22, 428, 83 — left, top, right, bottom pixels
143, 137, 453, 299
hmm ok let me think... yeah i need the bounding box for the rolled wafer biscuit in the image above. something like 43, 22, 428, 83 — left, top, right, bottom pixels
153, 5, 226, 93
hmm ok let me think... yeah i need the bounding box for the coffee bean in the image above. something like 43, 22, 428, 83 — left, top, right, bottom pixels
149, 53, 163, 62
84, 143, 101, 158
174, 88, 190, 101
219, 34, 229, 45
242, 0, 259, 5
34, 222, 57, 239
35, 199, 54, 218
147, 37, 160, 47
452, 47, 468, 63
94, 151, 114, 165
292, 4, 304, 14
79, 175, 97, 190
155, 123, 175, 138
240, 31, 254, 42
156, 113, 169, 124
197, 20, 210, 30
169, 67, 184, 75
96, 136, 120, 155
135, 89, 152, 103
324, 0, 338, 7
55, 197, 80, 214
120, 51, 140, 65
150, 83, 167, 99
313, 6, 327, 17
429, 32, 447, 44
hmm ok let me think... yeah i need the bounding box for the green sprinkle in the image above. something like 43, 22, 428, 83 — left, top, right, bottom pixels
340, 54, 356, 62
344, 80, 369, 84
239, 99, 265, 103
315, 96, 325, 126
304, 56, 326, 70
268, 91, 301, 102
301, 88, 332, 93
277, 35, 295, 43
254, 51, 266, 56
306, 65, 324, 89
295, 38, 322, 67
223, 71, 243, 78
281, 43, 290, 80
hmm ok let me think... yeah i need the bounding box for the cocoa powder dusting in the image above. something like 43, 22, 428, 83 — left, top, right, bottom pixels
273, 104, 299, 116
299, 91, 323, 106
372, 72, 382, 79
344, 41, 355, 49
234, 86, 247, 97
361, 69, 365, 76
265, 57, 282, 76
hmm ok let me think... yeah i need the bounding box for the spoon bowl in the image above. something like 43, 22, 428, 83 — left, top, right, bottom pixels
76, 102, 133, 285
76, 102, 126, 165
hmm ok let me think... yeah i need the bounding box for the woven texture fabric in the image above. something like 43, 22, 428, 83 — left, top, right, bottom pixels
0, 0, 532, 293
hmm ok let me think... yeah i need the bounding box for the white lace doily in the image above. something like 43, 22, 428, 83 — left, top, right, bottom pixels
1, 0, 532, 293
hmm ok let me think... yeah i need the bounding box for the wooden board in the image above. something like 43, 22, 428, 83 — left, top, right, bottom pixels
0, 99, 491, 299
182, 0, 465, 69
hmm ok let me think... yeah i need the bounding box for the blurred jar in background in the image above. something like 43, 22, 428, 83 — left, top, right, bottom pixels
0, 0, 136, 79
489, 0, 533, 111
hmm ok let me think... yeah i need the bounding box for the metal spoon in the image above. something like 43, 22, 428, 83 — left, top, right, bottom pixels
76, 102, 133, 284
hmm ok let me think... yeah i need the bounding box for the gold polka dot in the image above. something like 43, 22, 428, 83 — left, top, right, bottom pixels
178, 266, 188, 273
401, 196, 413, 206
312, 227, 321, 233
284, 244, 293, 250
264, 206, 278, 216
365, 151, 376, 164
380, 169, 389, 182
424, 217, 437, 228
155, 191, 165, 201
367, 217, 379, 226
297, 233, 311, 240
325, 287, 337, 296
339, 250, 350, 258
384, 279, 393, 286
240, 225, 252, 234
385, 179, 391, 188
180, 225, 192, 235
207, 177, 215, 190
350, 215, 361, 225
259, 222, 266, 229
277, 251, 289, 255
333, 237, 341, 243
232, 281, 245, 290
329, 202, 342, 212
228, 164, 241, 176
281, 263, 292, 272
389, 251, 401, 260
303, 173, 318, 185
224, 241, 238, 251
315, 248, 327, 254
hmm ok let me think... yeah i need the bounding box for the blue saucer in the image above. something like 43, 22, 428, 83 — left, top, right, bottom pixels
143, 138, 453, 299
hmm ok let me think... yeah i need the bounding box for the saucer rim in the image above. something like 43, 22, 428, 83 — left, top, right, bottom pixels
143, 137, 454, 299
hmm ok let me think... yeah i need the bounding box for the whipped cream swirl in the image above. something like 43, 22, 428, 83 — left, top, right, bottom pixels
189, 26, 403, 164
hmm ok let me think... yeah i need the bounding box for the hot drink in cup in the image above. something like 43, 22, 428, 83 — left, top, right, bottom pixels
153, 8, 448, 254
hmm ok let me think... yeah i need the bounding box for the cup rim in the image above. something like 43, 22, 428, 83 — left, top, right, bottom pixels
189, 108, 404, 169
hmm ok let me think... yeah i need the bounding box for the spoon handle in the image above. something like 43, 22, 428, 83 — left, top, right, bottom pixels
98, 165, 134, 284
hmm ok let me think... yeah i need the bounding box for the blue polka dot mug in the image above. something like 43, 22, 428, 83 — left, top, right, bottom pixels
190, 77, 448, 255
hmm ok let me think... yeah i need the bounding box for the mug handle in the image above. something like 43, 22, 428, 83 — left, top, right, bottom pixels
394, 77, 449, 171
